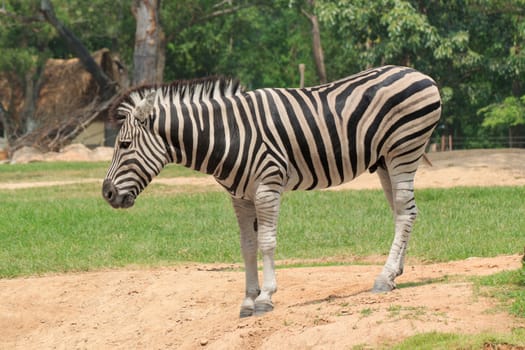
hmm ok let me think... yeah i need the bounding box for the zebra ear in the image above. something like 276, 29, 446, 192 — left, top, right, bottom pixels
134, 90, 156, 122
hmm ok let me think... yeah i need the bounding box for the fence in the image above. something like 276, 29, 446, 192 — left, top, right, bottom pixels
432, 135, 525, 151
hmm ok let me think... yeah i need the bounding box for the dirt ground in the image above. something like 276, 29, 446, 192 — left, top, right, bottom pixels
1, 149, 524, 349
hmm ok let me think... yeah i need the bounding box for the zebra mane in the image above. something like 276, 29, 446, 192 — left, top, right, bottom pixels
110, 76, 244, 121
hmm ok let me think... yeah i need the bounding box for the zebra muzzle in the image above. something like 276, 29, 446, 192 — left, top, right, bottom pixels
102, 179, 135, 209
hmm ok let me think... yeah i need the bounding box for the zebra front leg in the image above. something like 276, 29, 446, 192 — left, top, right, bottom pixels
232, 198, 260, 318
253, 184, 282, 315
377, 166, 394, 212
373, 173, 417, 292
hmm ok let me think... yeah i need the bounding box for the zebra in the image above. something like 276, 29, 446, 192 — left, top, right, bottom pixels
102, 65, 442, 318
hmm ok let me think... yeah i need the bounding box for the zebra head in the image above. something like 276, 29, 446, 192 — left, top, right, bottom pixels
102, 88, 170, 209
102, 77, 243, 208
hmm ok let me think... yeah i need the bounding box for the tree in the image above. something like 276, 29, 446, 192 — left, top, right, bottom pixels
0, 1, 45, 144
316, 0, 439, 73
132, 0, 164, 85
2, 0, 525, 149
0, 0, 131, 145
301, 0, 326, 83
315, 0, 525, 148
479, 96, 525, 147
40, 0, 115, 98
428, 0, 525, 147
0, 0, 132, 150
161, 0, 318, 88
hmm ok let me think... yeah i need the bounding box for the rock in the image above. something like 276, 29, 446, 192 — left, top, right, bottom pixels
10, 146, 45, 164
9, 144, 114, 164
52, 144, 92, 162
90, 146, 113, 161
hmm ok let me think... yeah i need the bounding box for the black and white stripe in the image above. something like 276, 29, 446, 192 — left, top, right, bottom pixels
103, 65, 442, 316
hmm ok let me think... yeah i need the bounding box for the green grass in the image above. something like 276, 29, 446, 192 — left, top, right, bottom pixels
476, 261, 525, 318
0, 161, 109, 182
0, 162, 204, 182
387, 328, 525, 350
0, 183, 238, 277
282, 186, 525, 261
1, 174, 524, 277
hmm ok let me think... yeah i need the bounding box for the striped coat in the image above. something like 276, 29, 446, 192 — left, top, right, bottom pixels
103, 65, 441, 317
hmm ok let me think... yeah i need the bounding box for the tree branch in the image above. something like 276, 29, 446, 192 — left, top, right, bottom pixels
188, 1, 274, 26
198, 4, 247, 22
301, 8, 312, 19
39, 0, 116, 99
0, 7, 44, 23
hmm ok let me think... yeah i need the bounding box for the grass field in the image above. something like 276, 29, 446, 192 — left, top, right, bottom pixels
1, 162, 523, 277
0, 161, 202, 183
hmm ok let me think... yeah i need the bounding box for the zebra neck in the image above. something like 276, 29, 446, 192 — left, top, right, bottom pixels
163, 97, 236, 176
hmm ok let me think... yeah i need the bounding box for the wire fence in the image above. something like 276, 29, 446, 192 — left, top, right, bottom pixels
3, 129, 525, 151
431, 135, 525, 151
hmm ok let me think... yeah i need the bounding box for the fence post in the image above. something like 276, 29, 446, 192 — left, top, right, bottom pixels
299, 63, 305, 88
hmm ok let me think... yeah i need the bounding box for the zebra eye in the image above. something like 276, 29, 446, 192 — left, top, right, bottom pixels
120, 141, 132, 150
114, 112, 127, 125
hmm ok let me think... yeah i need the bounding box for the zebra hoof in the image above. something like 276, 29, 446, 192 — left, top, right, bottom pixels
254, 301, 274, 316
240, 307, 254, 318
372, 277, 395, 293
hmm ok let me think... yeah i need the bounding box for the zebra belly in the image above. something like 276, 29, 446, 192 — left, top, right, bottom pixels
280, 147, 371, 192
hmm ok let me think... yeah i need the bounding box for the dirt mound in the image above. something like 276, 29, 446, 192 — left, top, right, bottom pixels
0, 256, 523, 349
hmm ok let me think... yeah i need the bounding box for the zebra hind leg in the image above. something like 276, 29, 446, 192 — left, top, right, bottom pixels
373, 171, 418, 293
232, 198, 261, 318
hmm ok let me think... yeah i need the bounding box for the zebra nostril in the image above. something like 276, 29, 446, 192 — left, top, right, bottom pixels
102, 179, 117, 202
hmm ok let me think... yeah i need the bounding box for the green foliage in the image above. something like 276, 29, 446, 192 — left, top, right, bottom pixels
162, 0, 317, 87
317, 0, 440, 70
0, 48, 38, 75
0, 1, 49, 75
479, 96, 525, 129
317, 0, 525, 143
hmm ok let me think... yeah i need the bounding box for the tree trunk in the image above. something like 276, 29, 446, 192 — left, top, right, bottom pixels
302, 0, 327, 84
22, 68, 38, 134
39, 0, 115, 99
0, 102, 8, 146
309, 12, 327, 84
3, 74, 24, 145
298, 63, 305, 88
132, 0, 164, 85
